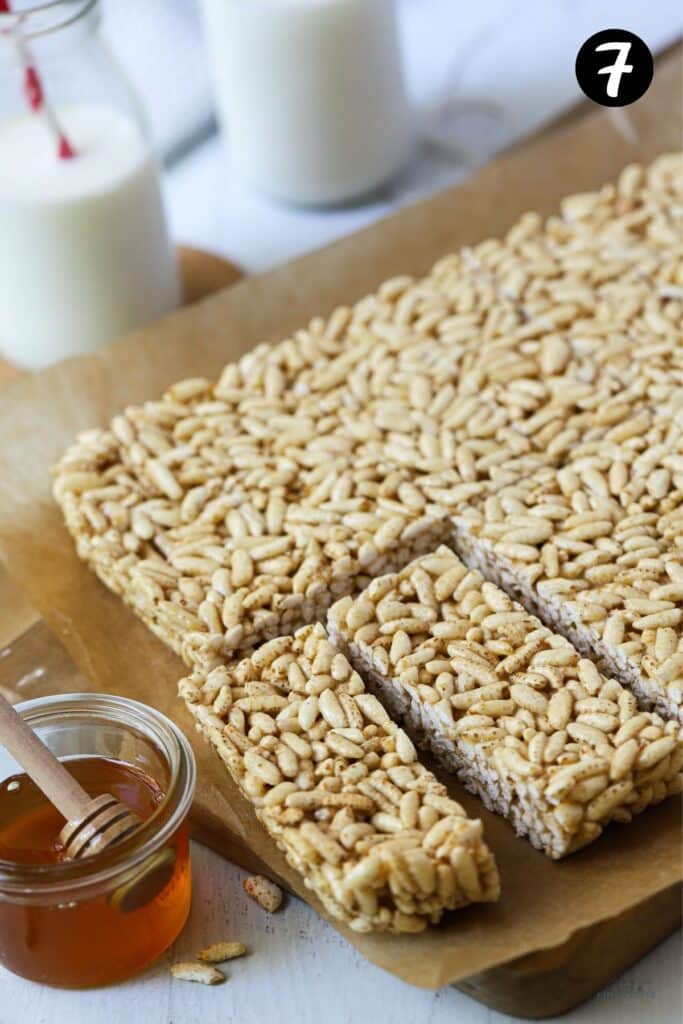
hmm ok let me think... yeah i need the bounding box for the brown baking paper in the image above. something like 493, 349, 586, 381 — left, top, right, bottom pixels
0, 47, 681, 992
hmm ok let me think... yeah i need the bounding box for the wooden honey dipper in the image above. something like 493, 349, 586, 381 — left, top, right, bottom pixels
0, 693, 141, 860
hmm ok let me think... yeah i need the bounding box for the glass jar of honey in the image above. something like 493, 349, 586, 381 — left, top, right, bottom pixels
0, 693, 195, 987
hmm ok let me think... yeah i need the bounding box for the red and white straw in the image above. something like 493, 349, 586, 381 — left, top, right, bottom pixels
0, 0, 76, 159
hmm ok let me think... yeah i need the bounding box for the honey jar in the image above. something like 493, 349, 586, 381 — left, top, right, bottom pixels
0, 694, 195, 987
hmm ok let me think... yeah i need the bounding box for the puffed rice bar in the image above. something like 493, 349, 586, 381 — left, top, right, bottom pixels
328, 548, 683, 859
452, 418, 683, 721
180, 623, 499, 933
54, 156, 682, 670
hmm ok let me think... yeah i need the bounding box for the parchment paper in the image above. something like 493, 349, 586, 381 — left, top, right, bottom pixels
0, 46, 681, 990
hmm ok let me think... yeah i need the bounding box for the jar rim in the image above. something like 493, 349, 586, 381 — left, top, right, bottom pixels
0, 1, 98, 40
0, 692, 196, 899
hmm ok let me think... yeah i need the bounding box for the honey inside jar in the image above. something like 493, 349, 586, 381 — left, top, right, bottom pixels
0, 757, 163, 864
0, 753, 192, 987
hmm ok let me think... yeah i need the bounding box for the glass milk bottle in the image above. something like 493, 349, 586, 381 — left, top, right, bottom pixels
200, 0, 414, 206
0, 0, 181, 370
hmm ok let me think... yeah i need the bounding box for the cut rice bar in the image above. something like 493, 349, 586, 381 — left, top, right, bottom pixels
180, 623, 499, 932
328, 548, 683, 858
451, 422, 683, 721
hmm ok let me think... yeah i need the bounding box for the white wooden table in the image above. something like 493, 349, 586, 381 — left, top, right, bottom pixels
2, 843, 680, 1024
2, 2, 682, 1020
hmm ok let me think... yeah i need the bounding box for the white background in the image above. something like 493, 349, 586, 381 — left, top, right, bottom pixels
2, 1, 682, 1021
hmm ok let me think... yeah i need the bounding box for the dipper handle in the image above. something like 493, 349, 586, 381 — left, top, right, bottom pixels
0, 692, 89, 821
0, 693, 140, 859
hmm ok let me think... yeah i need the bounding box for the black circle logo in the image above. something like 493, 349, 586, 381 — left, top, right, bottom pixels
575, 29, 653, 107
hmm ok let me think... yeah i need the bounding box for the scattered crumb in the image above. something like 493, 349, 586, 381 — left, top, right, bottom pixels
198, 941, 247, 964
244, 874, 283, 913
170, 961, 225, 985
